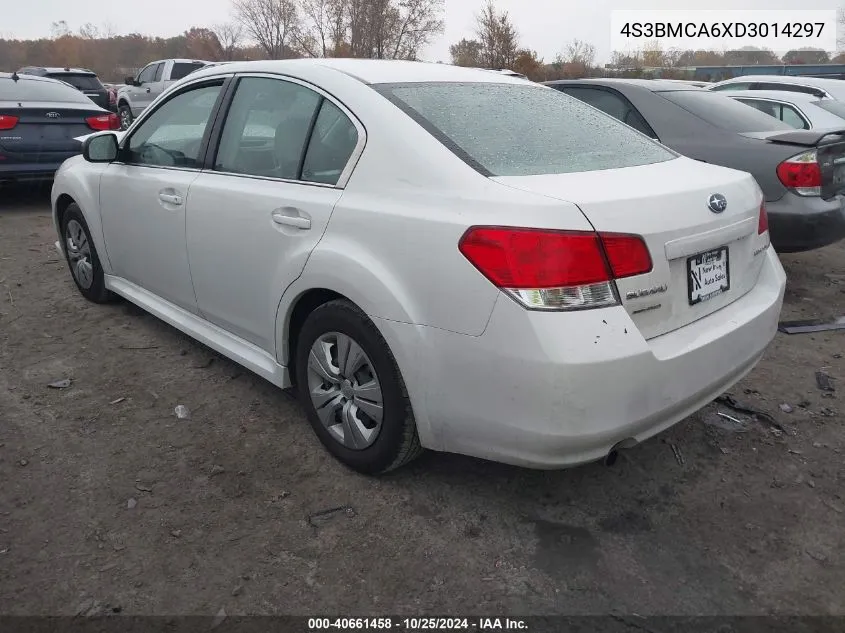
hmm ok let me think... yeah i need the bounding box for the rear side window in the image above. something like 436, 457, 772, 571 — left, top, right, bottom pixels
0, 77, 90, 102
376, 82, 674, 176
302, 100, 359, 185
659, 90, 791, 133
559, 86, 655, 137
171, 62, 206, 80
48, 74, 102, 90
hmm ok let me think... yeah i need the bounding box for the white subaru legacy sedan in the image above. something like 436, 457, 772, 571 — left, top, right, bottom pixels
51, 59, 786, 473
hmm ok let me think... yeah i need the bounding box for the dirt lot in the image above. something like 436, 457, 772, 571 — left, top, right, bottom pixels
0, 183, 844, 617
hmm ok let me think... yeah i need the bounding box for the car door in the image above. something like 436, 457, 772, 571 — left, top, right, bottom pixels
185, 74, 363, 352
99, 78, 227, 313
132, 63, 161, 114
558, 86, 657, 138
144, 62, 167, 105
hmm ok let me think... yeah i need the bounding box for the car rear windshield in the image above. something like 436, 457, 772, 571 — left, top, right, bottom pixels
47, 73, 102, 90
814, 99, 845, 121
374, 82, 675, 176
171, 62, 206, 80
659, 90, 792, 133
0, 77, 91, 103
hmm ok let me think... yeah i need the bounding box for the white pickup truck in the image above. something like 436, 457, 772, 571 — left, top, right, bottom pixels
117, 59, 210, 129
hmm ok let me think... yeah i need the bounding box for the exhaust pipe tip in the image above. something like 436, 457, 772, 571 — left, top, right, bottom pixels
604, 438, 638, 467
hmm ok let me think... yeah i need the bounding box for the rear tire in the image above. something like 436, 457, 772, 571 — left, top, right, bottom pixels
295, 299, 422, 474
61, 203, 115, 304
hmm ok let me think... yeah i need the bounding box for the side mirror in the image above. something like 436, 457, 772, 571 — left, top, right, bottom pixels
83, 133, 119, 163
125, 76, 138, 86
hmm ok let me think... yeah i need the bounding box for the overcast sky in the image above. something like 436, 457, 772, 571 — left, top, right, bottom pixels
2, 0, 841, 63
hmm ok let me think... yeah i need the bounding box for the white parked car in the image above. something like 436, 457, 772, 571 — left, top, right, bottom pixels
51, 59, 786, 473
720, 89, 845, 130
708, 74, 845, 100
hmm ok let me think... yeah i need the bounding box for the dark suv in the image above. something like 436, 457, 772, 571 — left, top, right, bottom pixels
17, 67, 111, 111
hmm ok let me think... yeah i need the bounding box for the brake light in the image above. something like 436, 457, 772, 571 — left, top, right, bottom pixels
776, 150, 821, 196
758, 201, 769, 235
86, 113, 120, 131
0, 115, 19, 130
458, 227, 652, 310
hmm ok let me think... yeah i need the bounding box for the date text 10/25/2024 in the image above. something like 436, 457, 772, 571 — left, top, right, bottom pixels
307, 618, 529, 631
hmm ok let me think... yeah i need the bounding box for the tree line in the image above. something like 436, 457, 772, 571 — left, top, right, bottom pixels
0, 0, 841, 83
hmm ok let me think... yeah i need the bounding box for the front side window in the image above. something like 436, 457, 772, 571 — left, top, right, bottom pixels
376, 82, 674, 176
136, 64, 157, 84
301, 100, 359, 185
214, 77, 321, 179
126, 83, 222, 168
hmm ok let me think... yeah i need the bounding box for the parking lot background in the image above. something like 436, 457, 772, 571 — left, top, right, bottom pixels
0, 184, 843, 615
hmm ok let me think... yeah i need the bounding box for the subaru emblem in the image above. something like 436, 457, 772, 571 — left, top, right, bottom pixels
707, 194, 727, 214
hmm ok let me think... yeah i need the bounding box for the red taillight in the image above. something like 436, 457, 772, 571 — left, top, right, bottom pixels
0, 115, 19, 130
600, 233, 653, 279
458, 226, 652, 310
758, 201, 769, 235
86, 113, 120, 131
776, 150, 821, 195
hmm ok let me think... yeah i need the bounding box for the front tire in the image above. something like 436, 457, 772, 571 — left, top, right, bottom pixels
118, 104, 133, 130
295, 299, 422, 474
61, 203, 114, 303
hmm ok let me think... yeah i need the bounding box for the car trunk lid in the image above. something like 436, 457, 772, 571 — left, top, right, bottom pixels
741, 128, 845, 199
493, 157, 770, 340
0, 102, 98, 160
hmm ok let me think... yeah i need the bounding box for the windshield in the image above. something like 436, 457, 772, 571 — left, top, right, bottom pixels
0, 77, 91, 103
659, 90, 792, 133
47, 73, 102, 90
814, 99, 845, 121
374, 82, 675, 176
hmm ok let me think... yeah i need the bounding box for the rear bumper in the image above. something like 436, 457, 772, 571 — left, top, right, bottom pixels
767, 192, 845, 253
388, 248, 785, 469
0, 163, 61, 182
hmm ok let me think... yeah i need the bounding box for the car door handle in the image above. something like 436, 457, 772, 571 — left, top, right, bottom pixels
145, 87, 151, 93
271, 208, 311, 229
158, 193, 183, 205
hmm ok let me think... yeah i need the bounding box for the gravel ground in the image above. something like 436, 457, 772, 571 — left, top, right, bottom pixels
0, 183, 844, 617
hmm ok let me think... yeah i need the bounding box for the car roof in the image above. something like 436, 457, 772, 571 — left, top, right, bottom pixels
712, 75, 844, 88
2, 72, 69, 84
545, 78, 698, 92
191, 58, 530, 85
22, 67, 97, 75
717, 89, 822, 103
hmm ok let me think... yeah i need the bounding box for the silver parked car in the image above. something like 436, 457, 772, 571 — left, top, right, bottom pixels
721, 89, 845, 130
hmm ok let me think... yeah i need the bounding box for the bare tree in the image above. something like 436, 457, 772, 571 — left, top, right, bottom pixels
474, 0, 518, 69
450, 38, 483, 66
233, 0, 300, 59
560, 39, 595, 67
78, 23, 100, 40
297, 0, 334, 56
214, 22, 244, 59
